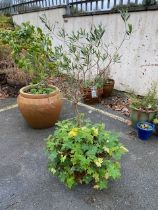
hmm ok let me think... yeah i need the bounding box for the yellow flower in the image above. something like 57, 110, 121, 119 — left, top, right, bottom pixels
94, 158, 103, 167
103, 146, 110, 153
93, 173, 99, 182
104, 172, 109, 179
93, 185, 99, 189
91, 128, 98, 137
68, 128, 79, 138
68, 131, 77, 138
72, 128, 79, 132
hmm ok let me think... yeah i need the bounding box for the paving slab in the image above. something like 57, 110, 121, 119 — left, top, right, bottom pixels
0, 98, 16, 109
0, 99, 158, 210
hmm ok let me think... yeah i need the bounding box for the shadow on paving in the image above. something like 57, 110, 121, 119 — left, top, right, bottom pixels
0, 100, 158, 210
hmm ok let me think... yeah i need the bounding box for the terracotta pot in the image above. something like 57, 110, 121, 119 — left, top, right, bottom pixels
17, 85, 63, 129
102, 79, 115, 97
80, 87, 103, 104
129, 106, 157, 127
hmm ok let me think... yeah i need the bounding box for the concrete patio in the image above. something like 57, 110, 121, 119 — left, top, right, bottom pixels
0, 99, 158, 210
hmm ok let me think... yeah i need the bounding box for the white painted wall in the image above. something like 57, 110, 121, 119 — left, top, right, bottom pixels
12, 9, 158, 96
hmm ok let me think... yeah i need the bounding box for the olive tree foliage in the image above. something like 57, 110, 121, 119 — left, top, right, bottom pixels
40, 10, 132, 126
41, 9, 132, 83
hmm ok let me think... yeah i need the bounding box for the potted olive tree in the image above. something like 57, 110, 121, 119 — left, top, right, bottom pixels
41, 9, 132, 102
51, 24, 107, 104
0, 23, 63, 128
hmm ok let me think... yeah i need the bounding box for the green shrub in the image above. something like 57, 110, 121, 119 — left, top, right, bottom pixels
0, 15, 13, 62
46, 118, 128, 190
29, 85, 55, 94
0, 15, 14, 30
129, 84, 158, 111
0, 22, 57, 86
153, 118, 158, 124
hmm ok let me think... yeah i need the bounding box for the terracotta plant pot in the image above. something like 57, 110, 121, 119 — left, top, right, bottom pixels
80, 87, 103, 104
130, 106, 157, 127
17, 85, 63, 129
102, 79, 115, 97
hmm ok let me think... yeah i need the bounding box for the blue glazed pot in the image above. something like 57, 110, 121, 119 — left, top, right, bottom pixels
137, 122, 154, 141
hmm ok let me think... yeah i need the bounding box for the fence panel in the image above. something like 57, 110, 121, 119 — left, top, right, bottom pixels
67, 0, 143, 14
0, 0, 66, 14
0, 0, 145, 15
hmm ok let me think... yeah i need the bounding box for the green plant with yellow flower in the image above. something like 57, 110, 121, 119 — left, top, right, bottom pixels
46, 118, 128, 190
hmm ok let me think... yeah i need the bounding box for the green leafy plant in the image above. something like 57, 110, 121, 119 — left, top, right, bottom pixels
0, 22, 58, 93
153, 118, 158, 124
0, 15, 14, 71
0, 15, 14, 30
82, 80, 93, 88
94, 76, 104, 88
129, 84, 158, 111
28, 85, 55, 95
46, 118, 128, 190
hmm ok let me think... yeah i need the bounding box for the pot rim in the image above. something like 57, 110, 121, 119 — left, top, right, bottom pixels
104, 79, 115, 84
129, 105, 158, 113
19, 84, 60, 99
137, 121, 154, 131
